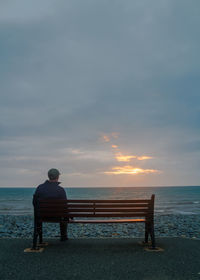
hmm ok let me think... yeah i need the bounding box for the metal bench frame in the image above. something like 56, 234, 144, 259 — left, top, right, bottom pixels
33, 194, 155, 249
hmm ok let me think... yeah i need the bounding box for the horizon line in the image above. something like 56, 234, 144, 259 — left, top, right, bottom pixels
0, 185, 199, 188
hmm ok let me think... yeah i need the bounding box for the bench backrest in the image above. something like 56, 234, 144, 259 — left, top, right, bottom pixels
35, 195, 155, 221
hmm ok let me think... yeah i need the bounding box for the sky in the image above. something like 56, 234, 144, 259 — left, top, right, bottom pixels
0, 0, 200, 187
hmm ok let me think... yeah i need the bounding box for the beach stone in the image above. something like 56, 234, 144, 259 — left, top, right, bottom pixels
1, 213, 200, 239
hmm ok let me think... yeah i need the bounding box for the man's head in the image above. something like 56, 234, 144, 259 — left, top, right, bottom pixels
48, 168, 60, 181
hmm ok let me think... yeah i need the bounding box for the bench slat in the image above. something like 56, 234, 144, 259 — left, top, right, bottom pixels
38, 199, 151, 204
38, 204, 67, 208
69, 219, 146, 223
38, 204, 68, 210
39, 208, 150, 213
67, 203, 150, 208
40, 213, 148, 218
71, 209, 148, 213
38, 201, 152, 209
67, 199, 151, 203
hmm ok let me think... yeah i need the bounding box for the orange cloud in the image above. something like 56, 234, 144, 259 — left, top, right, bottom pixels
102, 135, 110, 142
104, 165, 159, 175
71, 149, 84, 155
114, 152, 153, 162
115, 153, 137, 162
137, 156, 153, 160
101, 132, 119, 143
112, 145, 118, 149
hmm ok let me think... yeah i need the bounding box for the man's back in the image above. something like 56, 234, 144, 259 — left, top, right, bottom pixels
33, 180, 67, 206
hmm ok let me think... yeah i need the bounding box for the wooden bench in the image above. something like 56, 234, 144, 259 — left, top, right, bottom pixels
33, 194, 156, 249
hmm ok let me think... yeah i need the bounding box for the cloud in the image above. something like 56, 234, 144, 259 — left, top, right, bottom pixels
137, 156, 153, 161
111, 145, 118, 149
104, 166, 160, 175
102, 135, 111, 143
115, 154, 137, 162
100, 133, 119, 143
114, 153, 153, 162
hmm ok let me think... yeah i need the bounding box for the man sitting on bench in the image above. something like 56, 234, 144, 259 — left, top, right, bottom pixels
32, 168, 68, 241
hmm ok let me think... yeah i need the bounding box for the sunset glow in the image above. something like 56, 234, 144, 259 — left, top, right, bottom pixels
104, 166, 159, 175
101, 132, 119, 143
115, 154, 137, 162
102, 135, 110, 142
137, 156, 153, 160
115, 153, 153, 162
111, 145, 118, 149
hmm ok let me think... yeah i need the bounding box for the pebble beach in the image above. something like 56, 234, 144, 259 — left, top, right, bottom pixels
1, 214, 200, 239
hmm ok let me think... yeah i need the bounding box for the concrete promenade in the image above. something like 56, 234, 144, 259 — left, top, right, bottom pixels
0, 238, 200, 280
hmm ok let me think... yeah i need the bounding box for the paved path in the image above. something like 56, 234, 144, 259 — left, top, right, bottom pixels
0, 238, 200, 280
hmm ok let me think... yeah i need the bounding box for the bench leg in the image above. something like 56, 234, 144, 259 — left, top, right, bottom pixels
32, 221, 39, 250
38, 222, 43, 244
60, 221, 68, 241
144, 222, 149, 243
150, 223, 156, 249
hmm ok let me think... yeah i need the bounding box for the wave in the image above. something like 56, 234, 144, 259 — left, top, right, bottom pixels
0, 199, 30, 202
156, 201, 200, 206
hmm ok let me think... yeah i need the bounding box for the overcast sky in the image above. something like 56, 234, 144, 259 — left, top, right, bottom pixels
1, 0, 200, 187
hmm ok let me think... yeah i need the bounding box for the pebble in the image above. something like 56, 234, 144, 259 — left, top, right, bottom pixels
0, 214, 200, 239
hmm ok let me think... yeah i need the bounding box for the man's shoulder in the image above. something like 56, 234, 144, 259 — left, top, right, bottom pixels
57, 183, 64, 188
57, 185, 67, 198
36, 181, 47, 189
35, 181, 50, 193
57, 185, 66, 192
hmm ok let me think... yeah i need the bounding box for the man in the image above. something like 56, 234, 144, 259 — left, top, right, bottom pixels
33, 168, 68, 241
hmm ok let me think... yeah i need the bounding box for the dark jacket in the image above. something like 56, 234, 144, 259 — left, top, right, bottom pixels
32, 180, 67, 207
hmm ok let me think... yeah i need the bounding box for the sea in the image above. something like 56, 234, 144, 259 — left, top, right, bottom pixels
0, 186, 200, 215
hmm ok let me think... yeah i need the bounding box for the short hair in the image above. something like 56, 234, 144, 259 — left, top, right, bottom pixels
48, 168, 60, 180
